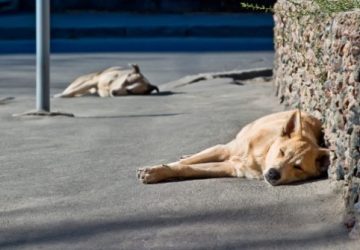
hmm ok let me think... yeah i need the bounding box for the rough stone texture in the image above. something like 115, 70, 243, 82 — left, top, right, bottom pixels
274, 0, 360, 238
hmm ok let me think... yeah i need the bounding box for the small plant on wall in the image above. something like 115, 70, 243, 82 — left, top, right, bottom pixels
241, 0, 360, 14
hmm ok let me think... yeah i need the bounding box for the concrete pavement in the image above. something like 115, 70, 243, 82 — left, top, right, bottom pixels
0, 52, 357, 249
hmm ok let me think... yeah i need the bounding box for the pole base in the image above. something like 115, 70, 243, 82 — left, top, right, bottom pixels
13, 110, 74, 117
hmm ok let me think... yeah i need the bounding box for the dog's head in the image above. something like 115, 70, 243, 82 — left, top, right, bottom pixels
264, 111, 329, 186
111, 64, 159, 96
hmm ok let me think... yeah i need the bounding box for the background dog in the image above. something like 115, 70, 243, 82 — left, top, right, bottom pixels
55, 64, 159, 98
137, 110, 330, 185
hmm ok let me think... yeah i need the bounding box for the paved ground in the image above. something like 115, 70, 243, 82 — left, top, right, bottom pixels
0, 37, 275, 53
0, 52, 357, 249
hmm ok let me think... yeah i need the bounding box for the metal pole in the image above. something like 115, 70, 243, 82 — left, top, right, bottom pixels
14, 0, 72, 117
36, 0, 50, 112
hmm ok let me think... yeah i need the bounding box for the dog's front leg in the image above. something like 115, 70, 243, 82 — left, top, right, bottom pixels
179, 144, 231, 165
137, 161, 237, 184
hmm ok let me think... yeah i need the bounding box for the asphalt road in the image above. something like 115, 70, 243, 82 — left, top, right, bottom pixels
0, 52, 357, 249
0, 13, 273, 53
0, 38, 275, 53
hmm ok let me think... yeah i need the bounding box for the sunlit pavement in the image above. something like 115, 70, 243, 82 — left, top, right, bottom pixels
0, 52, 357, 249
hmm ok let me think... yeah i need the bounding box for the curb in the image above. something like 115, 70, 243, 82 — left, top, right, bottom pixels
161, 67, 273, 90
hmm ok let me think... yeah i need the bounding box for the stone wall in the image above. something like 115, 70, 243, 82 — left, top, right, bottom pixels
273, 0, 360, 239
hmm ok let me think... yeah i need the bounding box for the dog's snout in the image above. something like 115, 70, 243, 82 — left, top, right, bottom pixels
265, 168, 281, 185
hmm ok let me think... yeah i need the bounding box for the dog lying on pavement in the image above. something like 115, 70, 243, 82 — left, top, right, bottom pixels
55, 64, 159, 98
137, 110, 330, 185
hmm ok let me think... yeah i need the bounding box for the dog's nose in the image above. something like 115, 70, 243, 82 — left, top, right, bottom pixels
111, 90, 117, 96
265, 168, 281, 184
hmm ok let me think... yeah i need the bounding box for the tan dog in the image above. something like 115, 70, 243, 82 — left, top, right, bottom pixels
137, 110, 330, 185
55, 64, 159, 98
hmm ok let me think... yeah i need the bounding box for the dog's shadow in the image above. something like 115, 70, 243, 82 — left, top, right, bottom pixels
53, 91, 184, 98
144, 175, 330, 186
76, 113, 184, 119
287, 174, 329, 186
148, 91, 184, 96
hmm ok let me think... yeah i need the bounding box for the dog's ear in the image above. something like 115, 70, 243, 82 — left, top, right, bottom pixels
130, 64, 140, 73
282, 111, 301, 137
316, 148, 330, 174
127, 74, 142, 83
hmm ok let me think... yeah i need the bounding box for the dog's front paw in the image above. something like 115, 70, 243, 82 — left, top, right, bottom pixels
137, 165, 170, 184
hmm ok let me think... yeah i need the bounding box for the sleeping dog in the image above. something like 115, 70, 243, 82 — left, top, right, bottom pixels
137, 110, 329, 185
55, 64, 159, 98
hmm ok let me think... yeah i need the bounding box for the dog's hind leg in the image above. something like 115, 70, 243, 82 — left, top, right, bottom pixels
55, 80, 98, 97
138, 161, 237, 184
179, 144, 231, 165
